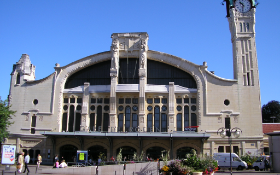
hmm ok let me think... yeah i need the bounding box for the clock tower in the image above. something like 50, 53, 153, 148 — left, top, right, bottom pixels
227, 0, 259, 86
226, 0, 263, 150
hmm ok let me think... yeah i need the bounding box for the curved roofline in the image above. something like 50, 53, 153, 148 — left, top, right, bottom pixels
148, 50, 200, 68
59, 51, 111, 69
205, 70, 237, 82
26, 72, 55, 85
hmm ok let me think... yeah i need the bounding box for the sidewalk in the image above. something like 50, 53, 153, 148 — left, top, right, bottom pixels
1, 165, 279, 175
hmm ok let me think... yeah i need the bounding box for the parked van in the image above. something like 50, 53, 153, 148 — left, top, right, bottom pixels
252, 155, 270, 171
213, 153, 248, 170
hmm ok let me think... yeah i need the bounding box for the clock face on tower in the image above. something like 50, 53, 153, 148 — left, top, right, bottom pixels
235, 0, 251, 13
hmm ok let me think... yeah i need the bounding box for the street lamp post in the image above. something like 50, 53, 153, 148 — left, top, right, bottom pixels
217, 127, 242, 175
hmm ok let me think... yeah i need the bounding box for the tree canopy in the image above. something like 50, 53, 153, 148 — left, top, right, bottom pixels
0, 98, 16, 142
262, 100, 280, 123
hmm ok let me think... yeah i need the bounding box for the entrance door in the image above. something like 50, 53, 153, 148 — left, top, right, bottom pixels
60, 145, 78, 163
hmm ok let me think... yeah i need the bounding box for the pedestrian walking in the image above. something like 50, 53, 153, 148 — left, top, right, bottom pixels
23, 153, 30, 173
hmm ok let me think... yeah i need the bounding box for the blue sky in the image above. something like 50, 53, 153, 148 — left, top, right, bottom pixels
0, 1, 279, 106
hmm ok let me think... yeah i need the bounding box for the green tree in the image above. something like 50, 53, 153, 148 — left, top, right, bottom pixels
262, 100, 280, 123
0, 98, 16, 142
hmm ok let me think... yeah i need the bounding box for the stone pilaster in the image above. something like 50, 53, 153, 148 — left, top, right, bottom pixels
81, 82, 90, 131
168, 82, 175, 132
109, 37, 119, 132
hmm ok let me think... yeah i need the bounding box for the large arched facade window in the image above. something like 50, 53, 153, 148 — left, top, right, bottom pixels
147, 59, 197, 88
65, 60, 111, 89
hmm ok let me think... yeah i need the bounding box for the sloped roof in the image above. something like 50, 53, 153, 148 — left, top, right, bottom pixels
263, 123, 280, 134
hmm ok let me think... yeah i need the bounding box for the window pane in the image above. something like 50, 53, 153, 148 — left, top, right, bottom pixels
176, 98, 182, 104
97, 98, 103, 104
184, 98, 189, 103
184, 106, 189, 130
104, 98, 110, 104
31, 115, 36, 127
125, 98, 131, 104
70, 98, 75, 103
119, 98, 124, 104
154, 106, 160, 132
77, 98, 82, 103
118, 114, 123, 132
64, 98, 69, 103
103, 113, 109, 132
218, 146, 224, 153
91, 98, 96, 103
90, 113, 95, 131
161, 113, 167, 132
132, 114, 138, 129
147, 98, 153, 104
132, 98, 138, 104
75, 113, 81, 131
68, 105, 75, 132
191, 98, 196, 104
125, 106, 131, 132
96, 106, 102, 131
191, 113, 197, 126
147, 114, 153, 132
177, 114, 182, 131
62, 113, 67, 132
154, 98, 160, 103
162, 98, 167, 104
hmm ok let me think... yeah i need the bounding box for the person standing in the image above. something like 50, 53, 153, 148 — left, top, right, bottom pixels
37, 154, 42, 168
23, 153, 30, 173
18, 152, 25, 173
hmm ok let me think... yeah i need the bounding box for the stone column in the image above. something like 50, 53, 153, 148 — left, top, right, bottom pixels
109, 38, 119, 132
81, 82, 90, 131
168, 82, 175, 132
16, 137, 20, 153
242, 141, 246, 155
138, 37, 148, 132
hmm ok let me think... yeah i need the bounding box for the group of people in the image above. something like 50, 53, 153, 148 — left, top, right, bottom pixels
17, 152, 42, 173
53, 155, 68, 168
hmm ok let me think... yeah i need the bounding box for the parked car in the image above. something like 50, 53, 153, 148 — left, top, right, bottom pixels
252, 155, 270, 171
213, 153, 248, 170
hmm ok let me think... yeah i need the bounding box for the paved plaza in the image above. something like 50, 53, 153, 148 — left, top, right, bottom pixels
0, 165, 279, 175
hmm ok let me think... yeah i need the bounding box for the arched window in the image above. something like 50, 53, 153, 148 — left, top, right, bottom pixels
68, 105, 75, 132
118, 114, 124, 132
184, 106, 189, 130
147, 114, 153, 132
177, 113, 182, 131
154, 106, 160, 132
103, 113, 109, 132
90, 113, 95, 131
16, 73, 20, 84
132, 113, 138, 129
161, 113, 167, 132
75, 112, 81, 131
65, 60, 111, 89
125, 106, 131, 132
96, 106, 102, 131
62, 113, 67, 132
191, 113, 197, 126
116, 146, 136, 161
147, 60, 197, 88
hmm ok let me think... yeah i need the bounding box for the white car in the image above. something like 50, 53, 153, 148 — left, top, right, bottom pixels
252, 155, 270, 171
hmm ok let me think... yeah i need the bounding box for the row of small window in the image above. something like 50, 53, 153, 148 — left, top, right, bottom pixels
63, 105, 110, 112
240, 23, 250, 32
177, 105, 196, 112
176, 98, 196, 104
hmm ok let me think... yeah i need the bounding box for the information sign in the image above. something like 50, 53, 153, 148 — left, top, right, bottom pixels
1, 145, 16, 165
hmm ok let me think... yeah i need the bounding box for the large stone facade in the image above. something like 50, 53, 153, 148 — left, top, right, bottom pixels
6, 3, 263, 163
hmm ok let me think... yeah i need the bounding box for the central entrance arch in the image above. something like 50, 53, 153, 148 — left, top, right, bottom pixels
60, 145, 78, 163
88, 145, 107, 162
146, 146, 166, 160
116, 146, 136, 161
176, 147, 197, 159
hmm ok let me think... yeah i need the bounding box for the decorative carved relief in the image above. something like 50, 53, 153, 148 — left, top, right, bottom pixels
170, 117, 174, 123
111, 39, 119, 69
234, 116, 238, 123
140, 117, 144, 123
39, 116, 43, 121
83, 116, 86, 122
218, 117, 222, 123
110, 116, 115, 123
25, 115, 29, 121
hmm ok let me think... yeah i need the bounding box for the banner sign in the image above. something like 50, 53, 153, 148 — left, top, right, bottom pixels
1, 145, 16, 165
184, 126, 199, 131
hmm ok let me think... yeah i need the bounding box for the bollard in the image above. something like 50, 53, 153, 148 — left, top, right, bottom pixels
35, 167, 37, 174
115, 171, 116, 175
133, 172, 134, 175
